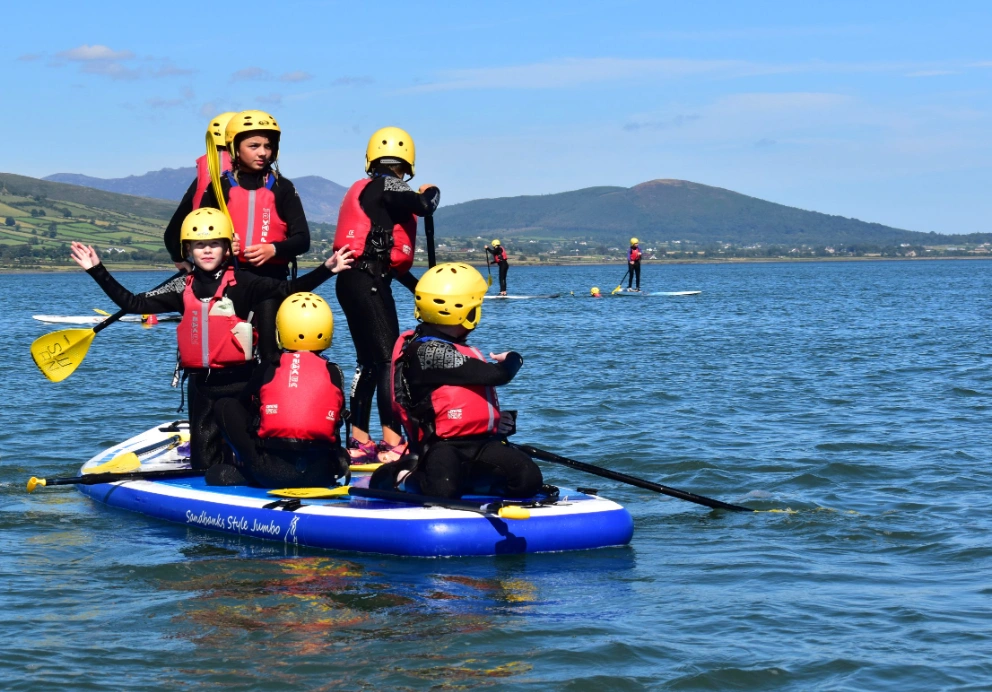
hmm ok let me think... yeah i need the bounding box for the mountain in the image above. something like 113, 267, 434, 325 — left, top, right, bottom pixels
435, 179, 973, 247
43, 168, 347, 223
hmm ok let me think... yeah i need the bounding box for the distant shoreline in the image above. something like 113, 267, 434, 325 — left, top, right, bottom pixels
2, 255, 990, 273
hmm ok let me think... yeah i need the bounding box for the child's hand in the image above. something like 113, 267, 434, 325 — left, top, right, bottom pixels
244, 243, 276, 266
418, 184, 438, 194
489, 351, 510, 362
231, 235, 241, 256
326, 247, 355, 273
70, 242, 101, 270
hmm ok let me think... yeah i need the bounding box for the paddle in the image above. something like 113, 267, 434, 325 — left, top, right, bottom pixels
513, 443, 754, 513
425, 215, 437, 268
268, 485, 531, 519
83, 433, 188, 475
30, 270, 185, 382
93, 308, 111, 316
484, 248, 493, 287
611, 267, 630, 295
28, 467, 200, 493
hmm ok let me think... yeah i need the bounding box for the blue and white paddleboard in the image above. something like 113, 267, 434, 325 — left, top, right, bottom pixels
33, 314, 182, 324
484, 293, 562, 300
75, 423, 634, 557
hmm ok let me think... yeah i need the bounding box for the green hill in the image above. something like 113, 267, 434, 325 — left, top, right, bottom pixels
435, 179, 988, 247
0, 172, 176, 266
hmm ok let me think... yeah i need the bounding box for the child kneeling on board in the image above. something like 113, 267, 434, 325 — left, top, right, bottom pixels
69, 208, 353, 477
210, 292, 350, 487
371, 262, 543, 499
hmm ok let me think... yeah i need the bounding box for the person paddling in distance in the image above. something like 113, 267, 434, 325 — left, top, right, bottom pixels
163, 112, 237, 272
371, 263, 543, 500
590, 286, 602, 298
333, 126, 441, 465
69, 208, 353, 476
627, 237, 642, 291
199, 110, 312, 360
485, 239, 509, 296
210, 293, 350, 487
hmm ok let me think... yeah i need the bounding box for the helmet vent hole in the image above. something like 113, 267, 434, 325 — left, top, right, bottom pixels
298, 333, 304, 340
208, 225, 214, 231
454, 303, 463, 308
433, 298, 445, 305
317, 333, 323, 339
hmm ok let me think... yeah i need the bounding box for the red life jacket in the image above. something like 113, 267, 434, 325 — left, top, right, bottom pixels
390, 329, 500, 443
333, 178, 417, 273
257, 351, 344, 443
629, 246, 643, 262
224, 171, 289, 264
176, 266, 255, 369
493, 246, 507, 264
192, 150, 232, 209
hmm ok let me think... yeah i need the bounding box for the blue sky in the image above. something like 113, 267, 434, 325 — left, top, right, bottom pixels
3, 0, 991, 234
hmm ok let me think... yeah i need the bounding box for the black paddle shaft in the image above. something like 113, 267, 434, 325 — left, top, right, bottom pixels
42, 468, 202, 488
348, 486, 505, 515
91, 269, 186, 335
425, 216, 437, 268
515, 444, 753, 513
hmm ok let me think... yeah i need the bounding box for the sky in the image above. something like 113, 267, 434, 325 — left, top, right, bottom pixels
3, 0, 991, 234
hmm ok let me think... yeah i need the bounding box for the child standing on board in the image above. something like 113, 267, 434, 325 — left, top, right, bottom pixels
373, 262, 543, 500
199, 110, 313, 360
69, 208, 353, 479
333, 126, 441, 465
210, 292, 350, 488
627, 237, 642, 291
163, 111, 236, 272
485, 239, 509, 296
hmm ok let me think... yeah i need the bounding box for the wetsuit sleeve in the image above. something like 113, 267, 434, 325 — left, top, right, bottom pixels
271, 178, 310, 260
239, 263, 334, 305
164, 180, 198, 262
485, 246, 495, 256
396, 270, 419, 294
406, 340, 523, 387
381, 178, 440, 217
85, 264, 185, 314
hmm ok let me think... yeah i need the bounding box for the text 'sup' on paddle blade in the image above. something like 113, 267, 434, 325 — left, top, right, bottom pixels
30, 329, 96, 383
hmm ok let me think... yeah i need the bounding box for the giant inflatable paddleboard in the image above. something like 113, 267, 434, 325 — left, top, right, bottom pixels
33, 314, 181, 325
75, 423, 634, 557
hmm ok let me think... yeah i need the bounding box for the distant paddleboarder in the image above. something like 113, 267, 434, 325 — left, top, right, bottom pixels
590, 286, 602, 298
627, 237, 642, 291
486, 239, 509, 295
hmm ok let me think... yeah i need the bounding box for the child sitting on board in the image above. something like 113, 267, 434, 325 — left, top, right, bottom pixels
209, 292, 350, 487
371, 262, 543, 499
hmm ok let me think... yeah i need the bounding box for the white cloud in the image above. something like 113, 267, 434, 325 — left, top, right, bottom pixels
280, 71, 313, 83
57, 44, 134, 61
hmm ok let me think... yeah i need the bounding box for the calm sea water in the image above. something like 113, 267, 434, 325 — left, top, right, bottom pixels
2, 260, 991, 690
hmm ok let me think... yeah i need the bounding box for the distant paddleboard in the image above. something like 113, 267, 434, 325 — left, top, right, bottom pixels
610, 290, 701, 297
484, 293, 562, 300
33, 314, 181, 325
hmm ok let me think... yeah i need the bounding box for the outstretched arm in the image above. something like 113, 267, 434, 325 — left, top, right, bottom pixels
71, 242, 185, 314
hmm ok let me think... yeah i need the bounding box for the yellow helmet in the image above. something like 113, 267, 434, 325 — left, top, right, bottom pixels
590, 286, 600, 295
226, 110, 281, 160
179, 208, 234, 245
491, 239, 501, 247
275, 292, 334, 351
207, 112, 237, 148
414, 263, 488, 330
630, 237, 639, 245
365, 126, 415, 177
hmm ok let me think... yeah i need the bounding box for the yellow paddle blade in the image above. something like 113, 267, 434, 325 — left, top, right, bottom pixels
206, 132, 232, 223
267, 486, 351, 499
26, 477, 45, 493
497, 506, 530, 520
93, 308, 112, 316
487, 276, 493, 287
83, 452, 140, 475
30, 328, 97, 382
349, 462, 382, 473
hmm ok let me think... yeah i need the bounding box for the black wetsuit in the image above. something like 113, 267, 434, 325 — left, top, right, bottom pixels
486, 246, 509, 293
212, 355, 349, 488
371, 324, 542, 499
335, 171, 439, 439
627, 246, 642, 289
85, 261, 335, 471
188, 171, 312, 360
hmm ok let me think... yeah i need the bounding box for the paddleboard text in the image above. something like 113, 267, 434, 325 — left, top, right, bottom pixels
184, 510, 283, 536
